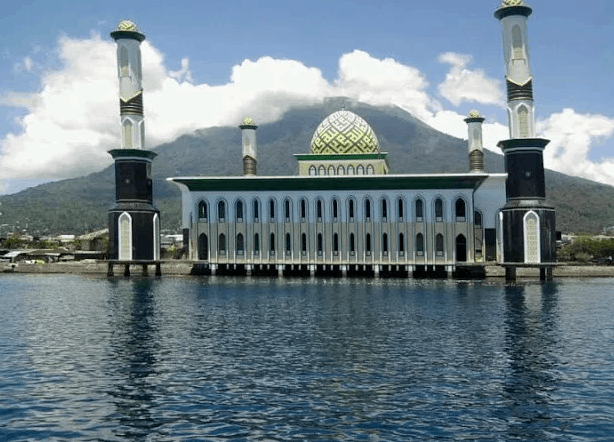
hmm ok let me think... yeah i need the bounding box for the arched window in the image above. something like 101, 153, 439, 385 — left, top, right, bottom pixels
119, 46, 129, 77
455, 198, 466, 221
236, 233, 244, 254
284, 199, 291, 221
198, 233, 208, 260
122, 119, 133, 148
474, 211, 483, 227
254, 233, 260, 254
301, 233, 307, 253
399, 233, 405, 254
349, 200, 355, 220
253, 200, 260, 221
435, 198, 443, 221
382, 233, 388, 255
333, 199, 339, 220
318, 165, 326, 176
317, 200, 323, 220
338, 165, 345, 175
309, 165, 316, 176
218, 233, 226, 254
270, 233, 275, 254
118, 212, 132, 261
381, 199, 388, 221
317, 233, 323, 254
269, 199, 275, 220
348, 165, 355, 175
357, 165, 365, 175
198, 201, 207, 219
218, 201, 226, 221
436, 233, 444, 256
416, 233, 424, 256
398, 198, 404, 221
524, 211, 540, 263
350, 233, 355, 255
366, 233, 372, 255
236, 200, 243, 221
415, 199, 424, 221
367, 165, 374, 175
512, 25, 524, 60
285, 233, 291, 254
365, 199, 371, 220
518, 105, 529, 138
456, 234, 467, 262
328, 165, 335, 175
333, 233, 339, 255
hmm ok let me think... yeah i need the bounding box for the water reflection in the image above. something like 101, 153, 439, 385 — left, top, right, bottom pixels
503, 282, 560, 440
106, 279, 160, 439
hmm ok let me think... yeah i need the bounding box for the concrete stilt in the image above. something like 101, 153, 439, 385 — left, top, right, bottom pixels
124, 264, 130, 277
142, 264, 149, 276
374, 265, 380, 278
155, 263, 162, 276
505, 266, 516, 282
107, 263, 114, 277
278, 265, 284, 278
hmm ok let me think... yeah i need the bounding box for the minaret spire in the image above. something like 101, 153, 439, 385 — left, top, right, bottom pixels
464, 110, 485, 173
494, 2, 556, 279
240, 117, 258, 176
107, 20, 160, 276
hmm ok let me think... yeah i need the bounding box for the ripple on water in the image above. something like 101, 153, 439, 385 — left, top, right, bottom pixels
1, 275, 614, 441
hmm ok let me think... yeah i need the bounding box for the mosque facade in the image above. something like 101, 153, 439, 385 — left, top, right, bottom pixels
109, 0, 556, 279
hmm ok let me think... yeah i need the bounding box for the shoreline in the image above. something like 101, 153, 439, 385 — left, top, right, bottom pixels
2, 261, 614, 278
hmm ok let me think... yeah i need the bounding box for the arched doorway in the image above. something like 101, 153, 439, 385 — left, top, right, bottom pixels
198, 233, 208, 260
456, 234, 467, 262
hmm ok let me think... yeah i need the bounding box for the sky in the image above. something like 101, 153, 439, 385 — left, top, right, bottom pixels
1, 0, 614, 195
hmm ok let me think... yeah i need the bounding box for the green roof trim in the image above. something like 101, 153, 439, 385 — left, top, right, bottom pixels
294, 153, 388, 161
169, 174, 488, 192
108, 149, 157, 160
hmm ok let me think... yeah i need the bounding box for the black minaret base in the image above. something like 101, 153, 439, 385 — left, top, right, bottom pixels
107, 149, 161, 276
499, 138, 556, 281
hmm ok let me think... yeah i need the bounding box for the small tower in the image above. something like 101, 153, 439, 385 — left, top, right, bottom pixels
464, 110, 485, 173
240, 117, 258, 175
494, 1, 556, 280
107, 20, 160, 276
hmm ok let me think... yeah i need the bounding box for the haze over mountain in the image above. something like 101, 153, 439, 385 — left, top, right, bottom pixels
1, 98, 613, 236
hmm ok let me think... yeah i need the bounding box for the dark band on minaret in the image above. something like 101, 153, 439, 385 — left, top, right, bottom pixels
120, 93, 143, 115
494, 5, 532, 20
506, 79, 533, 101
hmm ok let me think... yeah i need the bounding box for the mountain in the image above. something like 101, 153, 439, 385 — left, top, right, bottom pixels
1, 97, 613, 236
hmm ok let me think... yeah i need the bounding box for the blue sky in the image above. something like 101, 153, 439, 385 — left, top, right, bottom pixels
1, 0, 614, 194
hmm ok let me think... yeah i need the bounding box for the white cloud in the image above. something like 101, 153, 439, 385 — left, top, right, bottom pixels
437, 52, 504, 107
538, 109, 614, 185
1, 35, 614, 190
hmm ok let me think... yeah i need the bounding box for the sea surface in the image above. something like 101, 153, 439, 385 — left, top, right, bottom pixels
1, 275, 613, 441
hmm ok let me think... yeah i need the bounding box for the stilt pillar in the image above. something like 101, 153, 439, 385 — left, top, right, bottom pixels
107, 263, 114, 277
124, 264, 130, 277
155, 263, 161, 276
505, 266, 516, 282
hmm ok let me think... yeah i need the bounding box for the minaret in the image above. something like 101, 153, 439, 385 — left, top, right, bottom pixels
240, 117, 258, 175
464, 110, 485, 173
494, 1, 556, 278
107, 20, 160, 276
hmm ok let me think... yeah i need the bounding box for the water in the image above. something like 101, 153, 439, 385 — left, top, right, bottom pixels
1, 275, 613, 441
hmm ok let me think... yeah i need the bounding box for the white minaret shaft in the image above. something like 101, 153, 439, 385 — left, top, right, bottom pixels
111, 20, 146, 150
464, 110, 485, 173
240, 117, 258, 175
495, 1, 535, 139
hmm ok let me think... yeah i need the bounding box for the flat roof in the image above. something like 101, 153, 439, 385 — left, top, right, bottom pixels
168, 173, 505, 192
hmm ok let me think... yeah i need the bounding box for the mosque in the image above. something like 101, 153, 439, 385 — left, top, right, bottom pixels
106, 0, 557, 280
